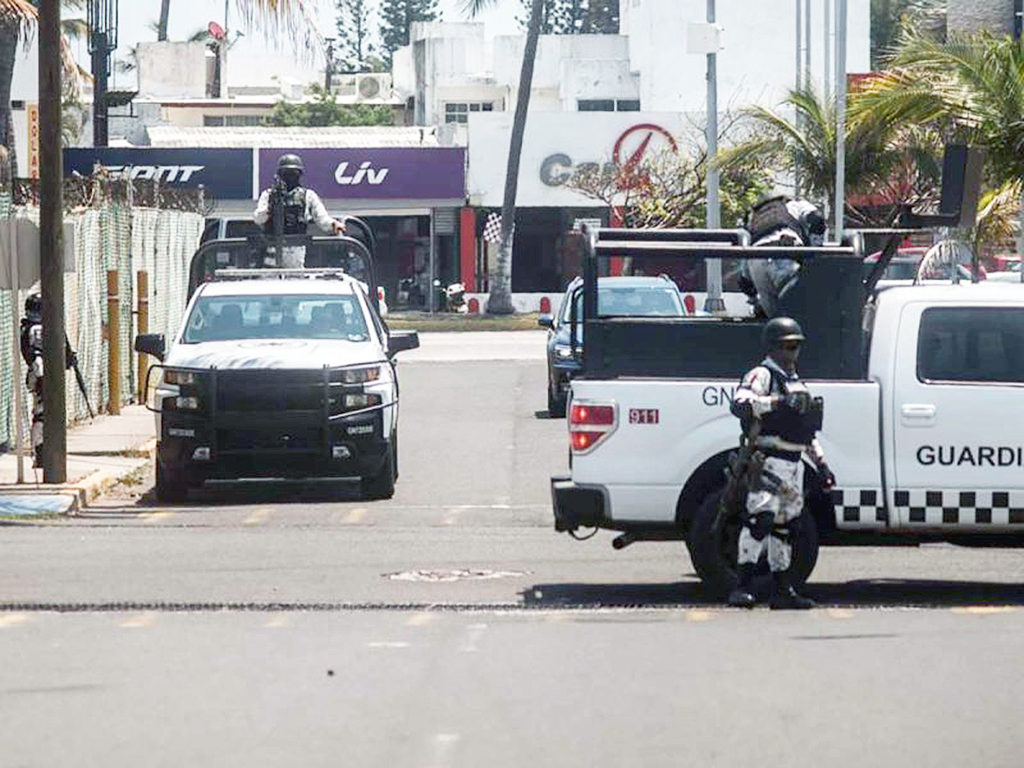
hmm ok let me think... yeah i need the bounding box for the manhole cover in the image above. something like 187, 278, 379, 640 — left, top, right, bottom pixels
384, 569, 529, 583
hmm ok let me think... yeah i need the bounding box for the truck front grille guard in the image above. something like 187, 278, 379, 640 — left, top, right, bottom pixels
143, 361, 396, 454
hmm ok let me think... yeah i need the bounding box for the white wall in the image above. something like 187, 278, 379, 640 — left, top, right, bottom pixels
136, 42, 209, 99
468, 111, 689, 207
621, 0, 871, 112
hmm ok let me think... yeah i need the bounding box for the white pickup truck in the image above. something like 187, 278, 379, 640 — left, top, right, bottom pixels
551, 228, 1024, 594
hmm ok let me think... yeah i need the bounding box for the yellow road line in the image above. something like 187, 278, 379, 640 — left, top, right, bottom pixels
826, 609, 856, 619
119, 612, 157, 629
0, 614, 29, 628
684, 610, 713, 622
264, 614, 292, 628
244, 508, 271, 526
144, 512, 175, 523
951, 606, 1016, 615
405, 612, 436, 627
342, 507, 368, 524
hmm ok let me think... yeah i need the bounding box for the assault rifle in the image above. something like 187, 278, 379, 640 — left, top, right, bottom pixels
65, 333, 94, 420
713, 418, 763, 534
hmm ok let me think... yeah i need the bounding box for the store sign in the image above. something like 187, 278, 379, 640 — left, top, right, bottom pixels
468, 112, 688, 208
541, 123, 678, 188
26, 103, 39, 180
63, 148, 254, 199
258, 148, 465, 200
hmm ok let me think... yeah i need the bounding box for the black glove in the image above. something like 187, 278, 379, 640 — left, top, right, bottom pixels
782, 391, 811, 414
819, 464, 836, 490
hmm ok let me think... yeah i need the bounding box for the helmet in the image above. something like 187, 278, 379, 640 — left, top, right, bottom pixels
24, 293, 41, 315
277, 154, 304, 173
762, 316, 805, 348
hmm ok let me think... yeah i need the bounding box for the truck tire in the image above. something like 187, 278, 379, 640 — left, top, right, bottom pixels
155, 457, 189, 504
687, 489, 819, 599
361, 438, 396, 500
547, 382, 566, 418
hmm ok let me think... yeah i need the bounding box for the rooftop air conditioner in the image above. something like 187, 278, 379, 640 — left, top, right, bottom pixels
355, 73, 392, 102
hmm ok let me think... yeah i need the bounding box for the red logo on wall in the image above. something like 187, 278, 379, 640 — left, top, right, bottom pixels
613, 124, 678, 189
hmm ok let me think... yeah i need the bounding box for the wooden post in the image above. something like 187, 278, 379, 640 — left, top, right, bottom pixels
107, 269, 120, 414
136, 270, 149, 403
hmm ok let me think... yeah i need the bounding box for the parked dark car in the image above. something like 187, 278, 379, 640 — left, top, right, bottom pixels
538, 275, 687, 416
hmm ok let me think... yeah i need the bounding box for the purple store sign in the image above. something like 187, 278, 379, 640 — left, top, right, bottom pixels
257, 147, 465, 200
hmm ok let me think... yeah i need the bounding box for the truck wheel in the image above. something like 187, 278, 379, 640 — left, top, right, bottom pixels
547, 383, 566, 418
361, 439, 396, 500
687, 490, 819, 598
155, 458, 189, 504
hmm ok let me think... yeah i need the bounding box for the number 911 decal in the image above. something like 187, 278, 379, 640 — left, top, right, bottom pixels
629, 408, 659, 425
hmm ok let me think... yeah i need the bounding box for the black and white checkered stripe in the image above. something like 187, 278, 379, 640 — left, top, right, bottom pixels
830, 489, 887, 528
895, 490, 1024, 526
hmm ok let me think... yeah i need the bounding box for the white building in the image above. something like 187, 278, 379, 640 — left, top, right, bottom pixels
392, 3, 871, 299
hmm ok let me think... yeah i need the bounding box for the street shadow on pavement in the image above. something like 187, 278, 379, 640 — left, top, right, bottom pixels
523, 579, 1024, 608
534, 410, 559, 420
98, 480, 368, 510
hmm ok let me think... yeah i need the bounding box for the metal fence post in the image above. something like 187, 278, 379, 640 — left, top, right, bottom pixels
136, 270, 148, 403
106, 268, 120, 414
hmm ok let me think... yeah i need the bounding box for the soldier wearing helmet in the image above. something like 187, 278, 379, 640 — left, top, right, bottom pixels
253, 154, 346, 266
726, 316, 835, 609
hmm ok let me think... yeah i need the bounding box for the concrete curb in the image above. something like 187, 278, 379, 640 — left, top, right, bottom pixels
0, 438, 157, 516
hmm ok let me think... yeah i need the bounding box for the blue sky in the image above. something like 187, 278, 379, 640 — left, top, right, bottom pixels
102, 0, 520, 88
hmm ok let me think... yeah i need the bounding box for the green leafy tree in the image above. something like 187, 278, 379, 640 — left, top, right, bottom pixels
870, 0, 946, 68
380, 0, 440, 65
335, 0, 375, 73
516, 0, 618, 34
267, 83, 393, 127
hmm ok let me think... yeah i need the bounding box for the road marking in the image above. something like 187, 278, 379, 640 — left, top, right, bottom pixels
120, 612, 157, 629
405, 612, 436, 627
264, 615, 292, 628
684, 610, 712, 622
367, 641, 409, 649
826, 609, 855, 619
443, 508, 461, 526
0, 614, 29, 628
244, 508, 271, 526
951, 606, 1016, 615
428, 733, 461, 768
340, 507, 367, 524
459, 623, 488, 653
144, 512, 175, 523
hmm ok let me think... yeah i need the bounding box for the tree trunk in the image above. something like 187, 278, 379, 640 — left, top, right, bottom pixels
489, 0, 543, 315
158, 0, 172, 41
0, 21, 19, 176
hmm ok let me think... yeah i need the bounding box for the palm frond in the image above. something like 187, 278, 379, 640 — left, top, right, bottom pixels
461, 0, 499, 18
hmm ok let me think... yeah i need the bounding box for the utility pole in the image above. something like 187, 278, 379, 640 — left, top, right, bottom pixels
804, 0, 811, 90
794, 0, 802, 197
703, 0, 724, 314
88, 0, 118, 147
39, 0, 66, 483
834, 0, 848, 241
824, 0, 831, 101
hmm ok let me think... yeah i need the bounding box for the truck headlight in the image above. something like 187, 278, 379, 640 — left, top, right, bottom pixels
343, 393, 382, 410
554, 344, 575, 359
338, 365, 383, 384
163, 369, 197, 386
175, 396, 200, 410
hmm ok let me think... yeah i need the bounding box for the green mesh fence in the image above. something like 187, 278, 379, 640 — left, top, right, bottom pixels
0, 176, 204, 456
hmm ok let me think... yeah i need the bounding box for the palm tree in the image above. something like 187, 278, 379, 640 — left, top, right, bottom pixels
726, 84, 937, 227
854, 29, 1024, 187
464, 0, 544, 314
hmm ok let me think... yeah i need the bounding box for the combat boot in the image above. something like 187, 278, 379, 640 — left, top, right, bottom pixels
769, 570, 814, 610
727, 563, 756, 608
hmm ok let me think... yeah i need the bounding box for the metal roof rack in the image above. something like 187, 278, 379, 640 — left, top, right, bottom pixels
212, 268, 350, 281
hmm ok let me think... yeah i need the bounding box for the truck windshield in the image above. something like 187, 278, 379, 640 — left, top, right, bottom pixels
563, 285, 685, 321
182, 294, 369, 343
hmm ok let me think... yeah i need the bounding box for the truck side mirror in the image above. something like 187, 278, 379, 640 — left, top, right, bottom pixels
538, 314, 554, 329
388, 330, 419, 356
134, 333, 166, 362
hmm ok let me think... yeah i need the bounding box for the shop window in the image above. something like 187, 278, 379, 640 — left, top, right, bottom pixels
444, 102, 495, 124
616, 99, 641, 112
203, 114, 266, 127
203, 115, 226, 126
578, 99, 615, 112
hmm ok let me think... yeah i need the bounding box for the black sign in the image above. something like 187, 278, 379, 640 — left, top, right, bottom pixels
62, 148, 254, 200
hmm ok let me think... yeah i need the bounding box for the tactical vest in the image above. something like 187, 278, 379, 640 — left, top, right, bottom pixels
759, 366, 823, 445
264, 187, 309, 236
748, 197, 803, 244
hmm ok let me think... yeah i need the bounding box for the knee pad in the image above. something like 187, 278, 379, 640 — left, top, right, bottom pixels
745, 511, 774, 541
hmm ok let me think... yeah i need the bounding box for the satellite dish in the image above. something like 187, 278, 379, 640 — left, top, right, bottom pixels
208, 21, 226, 41
358, 76, 381, 99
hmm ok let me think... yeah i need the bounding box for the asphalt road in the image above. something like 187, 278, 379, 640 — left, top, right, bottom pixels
2, 331, 1023, 767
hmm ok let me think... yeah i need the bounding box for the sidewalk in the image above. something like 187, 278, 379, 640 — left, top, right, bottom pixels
0, 405, 155, 516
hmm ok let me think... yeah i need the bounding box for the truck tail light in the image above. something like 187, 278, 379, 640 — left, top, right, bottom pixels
569, 400, 617, 454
